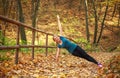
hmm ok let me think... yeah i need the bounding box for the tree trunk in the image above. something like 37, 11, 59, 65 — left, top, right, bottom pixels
92, 0, 98, 45
97, 0, 109, 44
112, 3, 117, 19
84, 0, 90, 42
118, 9, 120, 27
98, 0, 103, 17
31, 0, 40, 28
117, 3, 120, 27
0, 0, 9, 45
17, 0, 27, 44
31, 0, 40, 59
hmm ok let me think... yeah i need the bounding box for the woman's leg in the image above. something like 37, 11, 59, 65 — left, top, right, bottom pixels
72, 46, 98, 65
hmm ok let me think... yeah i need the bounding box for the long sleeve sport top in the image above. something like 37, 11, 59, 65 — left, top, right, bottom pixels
57, 36, 77, 53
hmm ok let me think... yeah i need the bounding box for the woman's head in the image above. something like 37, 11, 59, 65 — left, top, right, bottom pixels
53, 35, 61, 43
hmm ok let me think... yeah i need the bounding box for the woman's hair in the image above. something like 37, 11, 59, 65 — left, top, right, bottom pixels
53, 35, 60, 41
53, 35, 59, 41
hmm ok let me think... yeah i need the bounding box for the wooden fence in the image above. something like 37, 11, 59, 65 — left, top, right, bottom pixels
0, 15, 56, 64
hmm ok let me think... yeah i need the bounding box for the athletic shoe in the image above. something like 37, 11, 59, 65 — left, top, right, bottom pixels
98, 63, 102, 68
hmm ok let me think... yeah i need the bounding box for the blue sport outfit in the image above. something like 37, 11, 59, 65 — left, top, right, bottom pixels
58, 36, 77, 53
57, 36, 99, 65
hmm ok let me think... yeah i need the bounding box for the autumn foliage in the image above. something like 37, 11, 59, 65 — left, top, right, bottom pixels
0, 52, 120, 78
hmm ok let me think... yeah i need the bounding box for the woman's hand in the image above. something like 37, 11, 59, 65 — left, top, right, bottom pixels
55, 56, 59, 62
55, 47, 60, 62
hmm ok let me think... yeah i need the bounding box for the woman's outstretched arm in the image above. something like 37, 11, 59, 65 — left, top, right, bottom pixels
57, 15, 63, 36
55, 47, 60, 61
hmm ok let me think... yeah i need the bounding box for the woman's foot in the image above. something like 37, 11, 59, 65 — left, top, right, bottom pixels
98, 63, 102, 68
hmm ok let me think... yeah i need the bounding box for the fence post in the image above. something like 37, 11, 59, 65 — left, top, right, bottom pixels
15, 26, 20, 64
45, 34, 48, 56
32, 30, 35, 59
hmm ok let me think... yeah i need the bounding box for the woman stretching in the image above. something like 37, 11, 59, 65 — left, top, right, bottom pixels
53, 35, 102, 67
54, 15, 102, 67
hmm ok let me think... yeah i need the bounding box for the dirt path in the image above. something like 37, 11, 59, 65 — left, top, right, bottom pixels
0, 52, 119, 78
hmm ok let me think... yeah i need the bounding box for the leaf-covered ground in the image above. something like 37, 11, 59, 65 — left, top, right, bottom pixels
0, 52, 120, 78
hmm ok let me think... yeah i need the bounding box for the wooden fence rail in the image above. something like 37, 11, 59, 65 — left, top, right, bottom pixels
0, 15, 56, 64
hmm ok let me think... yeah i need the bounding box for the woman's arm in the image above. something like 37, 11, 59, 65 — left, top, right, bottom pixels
55, 47, 60, 61
57, 15, 63, 36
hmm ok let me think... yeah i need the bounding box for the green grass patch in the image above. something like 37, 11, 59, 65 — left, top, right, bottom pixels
0, 51, 12, 61
0, 56, 12, 61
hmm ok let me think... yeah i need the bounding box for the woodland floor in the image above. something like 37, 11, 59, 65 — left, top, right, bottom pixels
0, 51, 120, 78
0, 1, 120, 78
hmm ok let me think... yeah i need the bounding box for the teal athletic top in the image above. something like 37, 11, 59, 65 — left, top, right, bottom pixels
57, 36, 77, 53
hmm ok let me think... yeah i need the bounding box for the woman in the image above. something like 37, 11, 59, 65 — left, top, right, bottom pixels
53, 35, 102, 67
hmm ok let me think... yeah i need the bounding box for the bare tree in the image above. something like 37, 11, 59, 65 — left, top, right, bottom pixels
31, 0, 40, 28
17, 0, 27, 44
112, 3, 117, 19
0, 0, 9, 45
117, 2, 120, 27
97, 0, 109, 44
31, 0, 40, 59
92, 0, 98, 45
84, 0, 90, 42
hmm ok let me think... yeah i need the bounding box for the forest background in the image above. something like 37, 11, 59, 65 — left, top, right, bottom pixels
0, 0, 120, 78
0, 0, 120, 52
